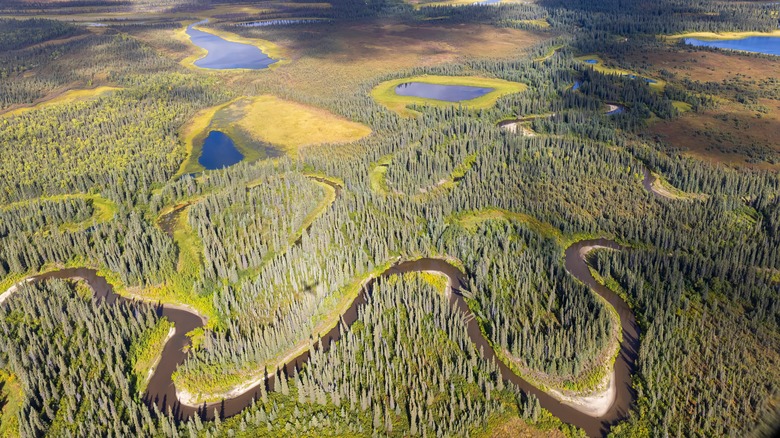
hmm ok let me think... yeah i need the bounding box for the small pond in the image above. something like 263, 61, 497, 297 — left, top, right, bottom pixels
572, 80, 582, 91
684, 36, 780, 56
198, 131, 244, 170
186, 21, 277, 69
394, 82, 494, 102
584, 59, 599, 64
625, 74, 657, 84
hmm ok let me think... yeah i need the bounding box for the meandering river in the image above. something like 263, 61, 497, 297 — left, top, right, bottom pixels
2, 179, 641, 436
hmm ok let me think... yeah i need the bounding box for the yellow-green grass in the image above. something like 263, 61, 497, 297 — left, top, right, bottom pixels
0, 86, 121, 118
418, 271, 449, 295
0, 370, 22, 438
131, 318, 174, 394
664, 29, 780, 41
371, 75, 528, 117
175, 21, 288, 72
113, 203, 218, 330
672, 100, 692, 113
451, 208, 563, 241
369, 155, 395, 196
176, 258, 398, 403
1, 193, 118, 232
575, 54, 666, 92
175, 97, 242, 177
233, 95, 372, 158
519, 18, 551, 29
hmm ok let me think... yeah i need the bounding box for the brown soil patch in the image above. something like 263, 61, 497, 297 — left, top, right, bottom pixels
625, 47, 779, 89
650, 98, 780, 170
240, 20, 550, 99
488, 417, 565, 438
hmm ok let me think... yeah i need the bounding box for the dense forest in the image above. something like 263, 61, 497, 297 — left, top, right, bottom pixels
0, 279, 166, 436
0, 0, 778, 436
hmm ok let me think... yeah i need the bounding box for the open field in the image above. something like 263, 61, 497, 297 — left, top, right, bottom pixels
227, 20, 550, 100
0, 3, 272, 21
233, 95, 372, 157
372, 75, 527, 116
128, 19, 550, 102
650, 98, 780, 170
621, 45, 780, 168
0, 86, 120, 118
622, 46, 779, 86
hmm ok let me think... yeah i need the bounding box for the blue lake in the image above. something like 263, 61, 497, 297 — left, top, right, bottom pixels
572, 80, 582, 91
199, 131, 244, 170
684, 36, 780, 56
395, 82, 494, 102
186, 22, 276, 69
584, 59, 598, 64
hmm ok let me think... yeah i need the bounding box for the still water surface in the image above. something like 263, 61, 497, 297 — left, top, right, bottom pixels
684, 36, 780, 56
198, 131, 243, 170
186, 21, 276, 69
395, 82, 494, 102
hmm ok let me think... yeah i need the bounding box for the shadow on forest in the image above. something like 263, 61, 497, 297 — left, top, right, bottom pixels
0, 380, 7, 413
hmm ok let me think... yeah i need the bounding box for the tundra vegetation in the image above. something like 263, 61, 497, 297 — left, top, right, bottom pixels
0, 0, 778, 437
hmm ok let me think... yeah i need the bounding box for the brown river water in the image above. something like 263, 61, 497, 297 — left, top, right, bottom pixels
10, 238, 637, 437
2, 176, 645, 436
